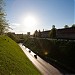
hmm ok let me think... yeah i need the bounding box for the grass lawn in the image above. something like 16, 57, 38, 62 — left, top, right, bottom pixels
0, 35, 41, 75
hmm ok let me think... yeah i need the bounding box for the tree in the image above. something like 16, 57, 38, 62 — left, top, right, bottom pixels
52, 25, 55, 29
7, 32, 18, 42
64, 25, 69, 28
33, 30, 38, 37
38, 30, 41, 38
49, 25, 56, 38
71, 24, 75, 28
0, 0, 9, 35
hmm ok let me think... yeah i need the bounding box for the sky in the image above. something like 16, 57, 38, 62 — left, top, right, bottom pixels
5, 0, 74, 34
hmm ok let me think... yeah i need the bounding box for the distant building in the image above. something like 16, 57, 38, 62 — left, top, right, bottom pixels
27, 32, 30, 36
56, 27, 75, 39
41, 30, 50, 38
16, 34, 23, 39
34, 27, 75, 39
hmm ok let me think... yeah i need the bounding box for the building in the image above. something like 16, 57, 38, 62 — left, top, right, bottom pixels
56, 27, 75, 39
34, 27, 75, 39
41, 30, 50, 38
16, 34, 23, 39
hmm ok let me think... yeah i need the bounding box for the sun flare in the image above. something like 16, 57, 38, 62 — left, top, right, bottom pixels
22, 15, 37, 34
24, 15, 37, 27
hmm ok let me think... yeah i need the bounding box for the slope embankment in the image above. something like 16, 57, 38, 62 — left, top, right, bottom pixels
0, 35, 41, 75
23, 38, 75, 73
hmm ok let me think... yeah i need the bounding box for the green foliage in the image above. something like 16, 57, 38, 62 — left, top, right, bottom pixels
71, 24, 75, 28
23, 35, 30, 42
38, 30, 41, 38
0, 0, 9, 34
52, 25, 55, 29
33, 30, 38, 37
49, 25, 56, 38
49, 28, 56, 38
24, 38, 41, 52
0, 35, 41, 75
7, 32, 19, 42
24, 38, 75, 72
64, 25, 69, 28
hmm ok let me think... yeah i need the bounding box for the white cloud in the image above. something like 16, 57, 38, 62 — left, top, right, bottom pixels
9, 23, 21, 33
9, 22, 38, 34
11, 23, 20, 26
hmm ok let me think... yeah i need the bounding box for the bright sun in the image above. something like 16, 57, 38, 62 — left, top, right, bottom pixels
24, 15, 37, 27
23, 15, 37, 34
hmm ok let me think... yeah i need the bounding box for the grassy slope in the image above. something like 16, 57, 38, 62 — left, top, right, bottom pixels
0, 35, 41, 75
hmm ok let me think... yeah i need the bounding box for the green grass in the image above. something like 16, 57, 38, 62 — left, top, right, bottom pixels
0, 35, 41, 75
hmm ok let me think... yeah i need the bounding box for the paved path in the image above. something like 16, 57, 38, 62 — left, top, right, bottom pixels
19, 43, 62, 75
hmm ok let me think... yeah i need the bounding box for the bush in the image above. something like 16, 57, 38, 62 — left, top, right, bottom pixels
7, 32, 19, 42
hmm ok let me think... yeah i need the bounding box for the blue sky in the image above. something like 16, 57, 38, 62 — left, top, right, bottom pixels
5, 0, 74, 34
